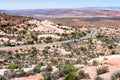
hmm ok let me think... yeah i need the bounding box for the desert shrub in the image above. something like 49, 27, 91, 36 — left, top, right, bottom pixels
108, 45, 114, 49
59, 63, 76, 77
30, 47, 38, 57
15, 53, 20, 59
15, 69, 26, 77
52, 72, 60, 79
33, 68, 41, 74
99, 53, 105, 56
78, 70, 90, 79
71, 32, 77, 38
80, 47, 87, 51
42, 49, 48, 55
97, 66, 109, 75
35, 62, 44, 69
76, 58, 83, 64
46, 65, 52, 72
7, 51, 13, 55
8, 63, 20, 69
20, 30, 26, 34
94, 76, 104, 80
110, 71, 120, 80
25, 70, 34, 76
4, 41, 11, 46
0, 66, 2, 69
110, 50, 117, 55
62, 33, 68, 37
4, 70, 16, 78
4, 69, 27, 78
59, 38, 64, 41
75, 50, 80, 55
45, 46, 51, 50
78, 70, 85, 79
42, 72, 53, 80
27, 40, 34, 44
91, 60, 99, 66
0, 75, 6, 80
64, 72, 79, 80
60, 63, 75, 73
33, 62, 42, 74
45, 37, 53, 43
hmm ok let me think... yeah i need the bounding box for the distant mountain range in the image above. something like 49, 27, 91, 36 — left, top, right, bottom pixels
78, 7, 120, 10
0, 7, 120, 18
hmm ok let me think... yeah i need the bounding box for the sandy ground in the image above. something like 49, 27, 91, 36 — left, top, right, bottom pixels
28, 20, 73, 34
38, 34, 60, 39
0, 38, 9, 44
100, 59, 120, 80
11, 73, 42, 80
2, 55, 120, 80
83, 55, 120, 80
11, 66, 58, 80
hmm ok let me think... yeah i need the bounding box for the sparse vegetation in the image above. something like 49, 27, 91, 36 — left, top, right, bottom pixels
0, 13, 120, 80
97, 66, 109, 75
8, 64, 20, 69
94, 76, 104, 80
91, 60, 99, 66
110, 71, 120, 80
64, 72, 79, 80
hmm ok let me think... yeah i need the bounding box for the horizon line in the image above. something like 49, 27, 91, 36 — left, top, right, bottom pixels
0, 6, 120, 10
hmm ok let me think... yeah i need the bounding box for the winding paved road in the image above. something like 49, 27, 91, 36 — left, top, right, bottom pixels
0, 29, 97, 75
0, 29, 97, 50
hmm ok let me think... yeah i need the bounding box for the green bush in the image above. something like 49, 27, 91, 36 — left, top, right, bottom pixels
78, 70, 90, 79
97, 66, 109, 75
4, 70, 16, 78
4, 41, 11, 46
80, 47, 87, 51
45, 37, 53, 43
46, 65, 52, 72
26, 70, 34, 76
110, 50, 117, 55
0, 75, 6, 80
108, 45, 114, 49
15, 69, 26, 77
91, 60, 99, 66
4, 69, 33, 78
59, 63, 76, 77
27, 40, 34, 44
30, 47, 38, 57
64, 72, 79, 80
78, 70, 85, 79
42, 49, 48, 55
94, 76, 104, 80
32, 62, 44, 74
8, 64, 20, 69
42, 72, 53, 80
33, 68, 41, 74
76, 58, 83, 64
110, 71, 120, 80
76, 50, 80, 55
60, 63, 75, 74
59, 38, 64, 41
35, 62, 44, 69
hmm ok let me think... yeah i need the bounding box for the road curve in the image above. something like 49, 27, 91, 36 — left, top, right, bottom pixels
0, 29, 97, 50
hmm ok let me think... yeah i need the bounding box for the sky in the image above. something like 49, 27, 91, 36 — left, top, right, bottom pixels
0, 0, 120, 10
